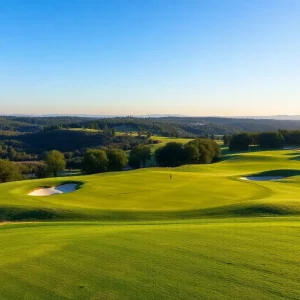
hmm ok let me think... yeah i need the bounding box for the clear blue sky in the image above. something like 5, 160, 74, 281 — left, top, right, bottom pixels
1, 0, 299, 116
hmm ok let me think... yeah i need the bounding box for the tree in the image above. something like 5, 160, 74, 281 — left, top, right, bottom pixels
89, 121, 99, 130
257, 132, 284, 149
282, 130, 300, 145
155, 142, 183, 167
82, 149, 108, 174
107, 148, 128, 171
223, 134, 231, 146
45, 150, 66, 177
64, 152, 73, 160
182, 144, 200, 164
155, 139, 221, 167
7, 146, 17, 160
189, 138, 221, 163
0, 159, 22, 183
229, 133, 251, 151
129, 145, 151, 168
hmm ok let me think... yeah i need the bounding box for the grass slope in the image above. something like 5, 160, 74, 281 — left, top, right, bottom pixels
1, 148, 300, 299
1, 149, 300, 221
1, 219, 300, 300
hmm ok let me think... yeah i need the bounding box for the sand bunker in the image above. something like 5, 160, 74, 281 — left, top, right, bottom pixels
240, 176, 284, 181
283, 146, 300, 150
28, 183, 78, 196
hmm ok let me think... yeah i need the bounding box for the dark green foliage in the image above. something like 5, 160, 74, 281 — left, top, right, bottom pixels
223, 134, 231, 146
182, 144, 200, 164
89, 121, 99, 130
155, 142, 184, 167
45, 150, 66, 177
155, 139, 220, 167
106, 149, 128, 171
80, 117, 190, 137
160, 116, 300, 134
66, 156, 83, 169
0, 130, 145, 156
229, 131, 287, 151
17, 161, 46, 178
18, 130, 110, 153
129, 145, 151, 168
280, 130, 300, 145
4, 115, 300, 137
0, 159, 22, 183
189, 138, 221, 163
229, 133, 252, 151
82, 150, 108, 174
257, 132, 284, 149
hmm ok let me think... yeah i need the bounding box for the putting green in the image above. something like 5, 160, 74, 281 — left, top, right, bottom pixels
1, 148, 300, 299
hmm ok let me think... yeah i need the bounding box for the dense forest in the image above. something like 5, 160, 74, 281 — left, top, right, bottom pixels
1, 115, 300, 169
228, 130, 300, 151
3, 115, 300, 136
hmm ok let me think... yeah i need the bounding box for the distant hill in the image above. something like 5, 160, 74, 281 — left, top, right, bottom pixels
2, 113, 300, 120
2, 115, 300, 136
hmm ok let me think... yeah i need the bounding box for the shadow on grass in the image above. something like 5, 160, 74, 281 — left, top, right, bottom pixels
289, 156, 300, 161
247, 169, 300, 178
2, 200, 300, 222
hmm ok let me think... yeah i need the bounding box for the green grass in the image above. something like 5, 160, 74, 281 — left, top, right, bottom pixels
1, 148, 300, 299
1, 219, 300, 299
68, 128, 100, 132
149, 135, 194, 152
1, 148, 300, 221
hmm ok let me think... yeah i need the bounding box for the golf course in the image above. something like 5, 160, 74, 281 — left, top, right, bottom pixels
1, 148, 300, 299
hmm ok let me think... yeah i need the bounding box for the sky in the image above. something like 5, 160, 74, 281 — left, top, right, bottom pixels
0, 0, 300, 116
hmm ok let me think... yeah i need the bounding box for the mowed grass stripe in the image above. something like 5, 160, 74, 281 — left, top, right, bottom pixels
0, 220, 300, 300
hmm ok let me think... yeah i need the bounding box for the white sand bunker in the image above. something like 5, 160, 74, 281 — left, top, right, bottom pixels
283, 146, 299, 150
240, 176, 284, 181
28, 183, 78, 196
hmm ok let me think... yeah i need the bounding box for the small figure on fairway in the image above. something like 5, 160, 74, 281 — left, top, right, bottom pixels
170, 173, 172, 179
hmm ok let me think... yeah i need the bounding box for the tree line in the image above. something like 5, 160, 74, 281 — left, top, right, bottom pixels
228, 130, 300, 151
0, 137, 221, 183
155, 138, 221, 167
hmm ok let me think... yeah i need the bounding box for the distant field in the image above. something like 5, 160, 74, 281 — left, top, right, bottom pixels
68, 128, 100, 132
149, 135, 194, 151
1, 148, 300, 299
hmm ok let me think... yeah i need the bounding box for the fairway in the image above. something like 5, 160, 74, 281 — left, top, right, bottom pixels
1, 149, 300, 299
1, 219, 300, 300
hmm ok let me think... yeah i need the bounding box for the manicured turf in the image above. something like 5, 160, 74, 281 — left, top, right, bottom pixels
1, 148, 300, 221
1, 219, 300, 300
1, 148, 300, 299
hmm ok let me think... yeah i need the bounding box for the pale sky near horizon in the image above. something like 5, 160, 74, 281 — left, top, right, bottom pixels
1, 0, 300, 116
